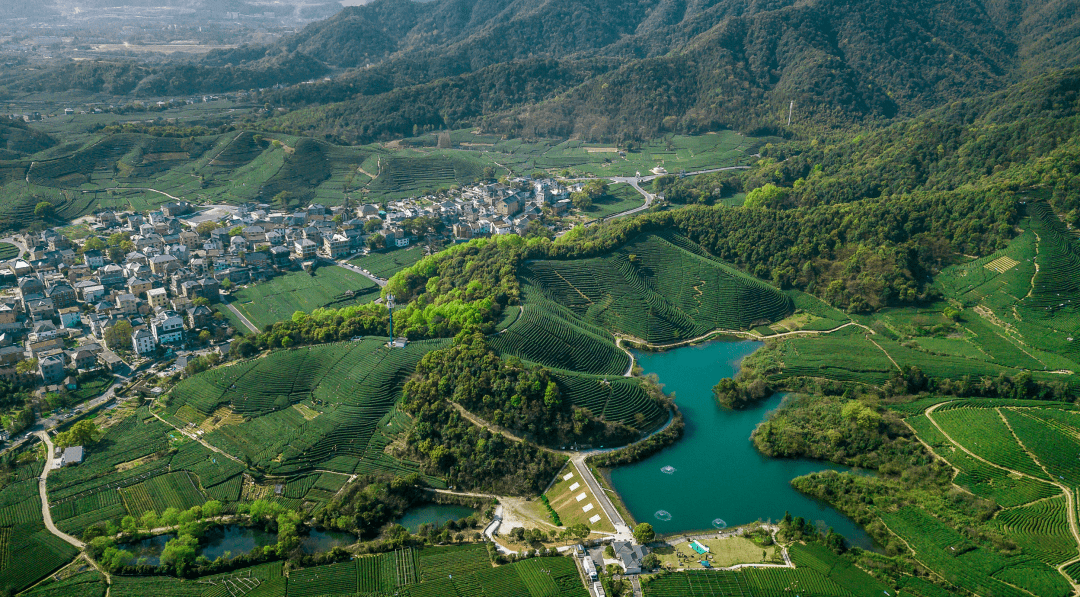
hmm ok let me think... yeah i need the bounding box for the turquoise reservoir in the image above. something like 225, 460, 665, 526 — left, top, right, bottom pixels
610, 340, 876, 550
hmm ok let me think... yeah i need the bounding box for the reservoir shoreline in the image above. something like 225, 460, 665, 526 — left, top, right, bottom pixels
606, 339, 878, 551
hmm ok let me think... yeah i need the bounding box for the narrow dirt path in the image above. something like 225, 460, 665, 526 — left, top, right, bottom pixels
1025, 233, 1041, 299
612, 320, 870, 353
924, 403, 1080, 593
148, 400, 245, 465
209, 132, 245, 166
618, 338, 636, 377
34, 431, 85, 549
426, 488, 498, 500
448, 402, 556, 453
495, 306, 525, 335
866, 336, 902, 371
88, 186, 183, 202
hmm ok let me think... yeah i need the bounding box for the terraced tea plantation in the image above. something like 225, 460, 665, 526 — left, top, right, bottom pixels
0, 461, 80, 595
547, 368, 667, 431
22, 568, 108, 597
642, 568, 854, 597
887, 399, 1080, 596
99, 546, 586, 597
523, 233, 792, 344
489, 280, 631, 376
46, 408, 247, 536
166, 338, 449, 478
231, 266, 379, 331
367, 153, 489, 199
0, 242, 18, 260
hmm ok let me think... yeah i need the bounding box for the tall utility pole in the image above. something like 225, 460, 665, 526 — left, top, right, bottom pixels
386, 293, 396, 341
787, 101, 794, 126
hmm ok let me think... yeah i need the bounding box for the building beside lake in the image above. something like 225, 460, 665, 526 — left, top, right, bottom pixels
612, 541, 648, 574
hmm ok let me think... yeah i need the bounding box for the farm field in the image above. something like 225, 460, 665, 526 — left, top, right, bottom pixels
165, 338, 449, 479
99, 546, 587, 596
231, 266, 379, 331
349, 245, 425, 279
0, 242, 17, 260
936, 207, 1080, 369
46, 408, 247, 536
641, 568, 854, 596
489, 279, 631, 376
22, 568, 108, 597
580, 183, 645, 220
542, 464, 615, 533
547, 368, 667, 434
768, 320, 1071, 389
367, 151, 491, 199
0, 460, 81, 595
523, 232, 792, 344
887, 399, 1080, 594
788, 542, 896, 597
769, 204, 1080, 391
525, 132, 759, 177
879, 506, 1070, 597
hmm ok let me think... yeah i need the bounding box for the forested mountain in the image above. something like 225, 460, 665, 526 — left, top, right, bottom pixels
255, 0, 1080, 142
12, 0, 1080, 143
0, 119, 56, 160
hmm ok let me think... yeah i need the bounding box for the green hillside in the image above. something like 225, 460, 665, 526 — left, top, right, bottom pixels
165, 338, 445, 478
524, 233, 792, 344
488, 279, 631, 377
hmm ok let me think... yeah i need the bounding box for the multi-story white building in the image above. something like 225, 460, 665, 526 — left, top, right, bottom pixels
132, 328, 156, 354
152, 311, 184, 345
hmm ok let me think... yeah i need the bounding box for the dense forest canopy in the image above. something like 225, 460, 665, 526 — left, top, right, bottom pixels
7, 0, 1080, 144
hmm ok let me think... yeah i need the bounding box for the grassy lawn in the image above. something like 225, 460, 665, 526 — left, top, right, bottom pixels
582, 183, 645, 220
232, 266, 379, 330
653, 536, 782, 569
69, 375, 114, 403
542, 464, 616, 533
56, 224, 93, 240
349, 246, 425, 279
212, 302, 249, 332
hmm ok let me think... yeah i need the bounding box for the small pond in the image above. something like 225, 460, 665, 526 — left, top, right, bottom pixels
121, 533, 174, 566
198, 525, 278, 561
394, 503, 479, 533
120, 525, 358, 564
299, 529, 357, 554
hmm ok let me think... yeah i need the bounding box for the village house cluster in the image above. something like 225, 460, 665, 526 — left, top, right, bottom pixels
0, 176, 580, 391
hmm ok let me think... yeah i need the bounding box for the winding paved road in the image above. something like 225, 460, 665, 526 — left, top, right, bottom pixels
2, 375, 128, 457
558, 165, 753, 235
